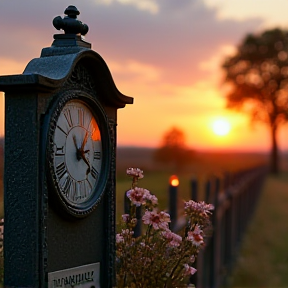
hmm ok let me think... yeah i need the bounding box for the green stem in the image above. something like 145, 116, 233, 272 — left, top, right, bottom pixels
167, 243, 190, 283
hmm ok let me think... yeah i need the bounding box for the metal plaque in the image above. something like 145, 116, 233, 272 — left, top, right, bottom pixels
48, 262, 100, 288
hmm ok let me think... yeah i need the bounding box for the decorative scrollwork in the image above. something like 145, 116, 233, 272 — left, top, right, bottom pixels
64, 64, 97, 94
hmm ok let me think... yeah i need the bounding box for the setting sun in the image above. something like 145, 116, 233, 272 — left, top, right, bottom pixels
212, 119, 231, 136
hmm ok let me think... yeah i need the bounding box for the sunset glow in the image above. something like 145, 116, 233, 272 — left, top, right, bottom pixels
212, 119, 231, 136
0, 1, 288, 152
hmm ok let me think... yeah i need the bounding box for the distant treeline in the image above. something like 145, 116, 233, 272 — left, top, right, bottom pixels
116, 146, 272, 176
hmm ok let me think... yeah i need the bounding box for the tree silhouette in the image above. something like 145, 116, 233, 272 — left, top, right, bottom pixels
222, 28, 288, 174
153, 127, 195, 171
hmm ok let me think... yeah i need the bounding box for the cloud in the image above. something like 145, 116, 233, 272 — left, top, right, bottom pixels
0, 0, 263, 87
86, 0, 263, 88
119, 0, 158, 14
100, 0, 159, 14
203, 0, 288, 28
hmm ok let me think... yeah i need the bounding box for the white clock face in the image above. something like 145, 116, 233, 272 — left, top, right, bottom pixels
52, 100, 102, 205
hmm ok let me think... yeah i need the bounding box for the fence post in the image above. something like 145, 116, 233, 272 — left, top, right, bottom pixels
210, 176, 220, 288
191, 177, 198, 201
169, 175, 179, 231
205, 178, 212, 203
199, 177, 213, 288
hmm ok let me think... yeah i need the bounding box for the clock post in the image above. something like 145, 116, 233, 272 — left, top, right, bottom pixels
0, 6, 133, 288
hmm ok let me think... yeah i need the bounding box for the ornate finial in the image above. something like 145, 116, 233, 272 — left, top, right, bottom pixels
53, 5, 89, 35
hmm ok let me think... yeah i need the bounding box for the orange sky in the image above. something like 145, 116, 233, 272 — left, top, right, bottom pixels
0, 0, 288, 152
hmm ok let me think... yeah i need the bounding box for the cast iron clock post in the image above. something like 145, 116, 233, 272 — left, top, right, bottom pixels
0, 6, 133, 287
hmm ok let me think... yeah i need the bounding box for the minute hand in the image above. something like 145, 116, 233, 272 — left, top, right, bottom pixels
80, 131, 89, 152
79, 131, 91, 175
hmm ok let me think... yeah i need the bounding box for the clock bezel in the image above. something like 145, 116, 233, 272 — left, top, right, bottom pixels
45, 89, 111, 218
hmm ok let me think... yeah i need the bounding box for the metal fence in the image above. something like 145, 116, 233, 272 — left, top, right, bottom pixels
124, 165, 268, 287
190, 165, 267, 288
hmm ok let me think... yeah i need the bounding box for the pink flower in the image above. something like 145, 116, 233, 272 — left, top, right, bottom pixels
126, 168, 144, 179
184, 200, 214, 216
144, 193, 158, 206
187, 225, 204, 246
116, 234, 124, 243
142, 210, 171, 230
120, 229, 134, 240
159, 211, 171, 223
121, 214, 130, 223
162, 230, 182, 247
183, 264, 197, 276
126, 187, 149, 206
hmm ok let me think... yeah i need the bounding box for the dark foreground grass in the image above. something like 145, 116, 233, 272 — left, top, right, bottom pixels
226, 170, 288, 288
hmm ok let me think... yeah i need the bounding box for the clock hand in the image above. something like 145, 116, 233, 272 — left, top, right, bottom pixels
79, 131, 91, 174
73, 134, 78, 149
73, 132, 91, 174
73, 135, 83, 161
80, 131, 89, 152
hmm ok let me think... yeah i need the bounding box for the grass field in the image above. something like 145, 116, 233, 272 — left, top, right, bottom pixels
225, 169, 288, 288
116, 147, 270, 220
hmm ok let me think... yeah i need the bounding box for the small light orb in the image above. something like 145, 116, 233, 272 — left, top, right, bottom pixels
169, 175, 179, 187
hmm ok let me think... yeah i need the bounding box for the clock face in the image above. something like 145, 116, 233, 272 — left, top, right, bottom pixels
52, 100, 102, 205
47, 93, 110, 217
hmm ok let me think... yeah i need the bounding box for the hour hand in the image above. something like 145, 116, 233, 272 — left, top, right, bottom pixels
73, 135, 78, 150
73, 135, 82, 161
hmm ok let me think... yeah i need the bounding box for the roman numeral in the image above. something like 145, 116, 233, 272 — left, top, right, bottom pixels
55, 145, 65, 156
80, 179, 92, 198
63, 109, 73, 128
78, 108, 84, 127
74, 181, 82, 201
61, 176, 72, 195
85, 179, 92, 194
93, 151, 101, 160
55, 162, 66, 180
91, 166, 99, 180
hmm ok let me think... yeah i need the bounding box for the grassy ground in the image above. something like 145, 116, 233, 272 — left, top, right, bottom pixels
226, 169, 288, 288
116, 148, 269, 221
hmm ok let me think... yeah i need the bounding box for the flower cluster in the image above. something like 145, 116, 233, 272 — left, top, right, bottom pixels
126, 167, 144, 179
184, 200, 214, 227
115, 168, 214, 288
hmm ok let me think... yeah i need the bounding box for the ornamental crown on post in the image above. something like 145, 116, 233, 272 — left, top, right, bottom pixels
53, 5, 89, 35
